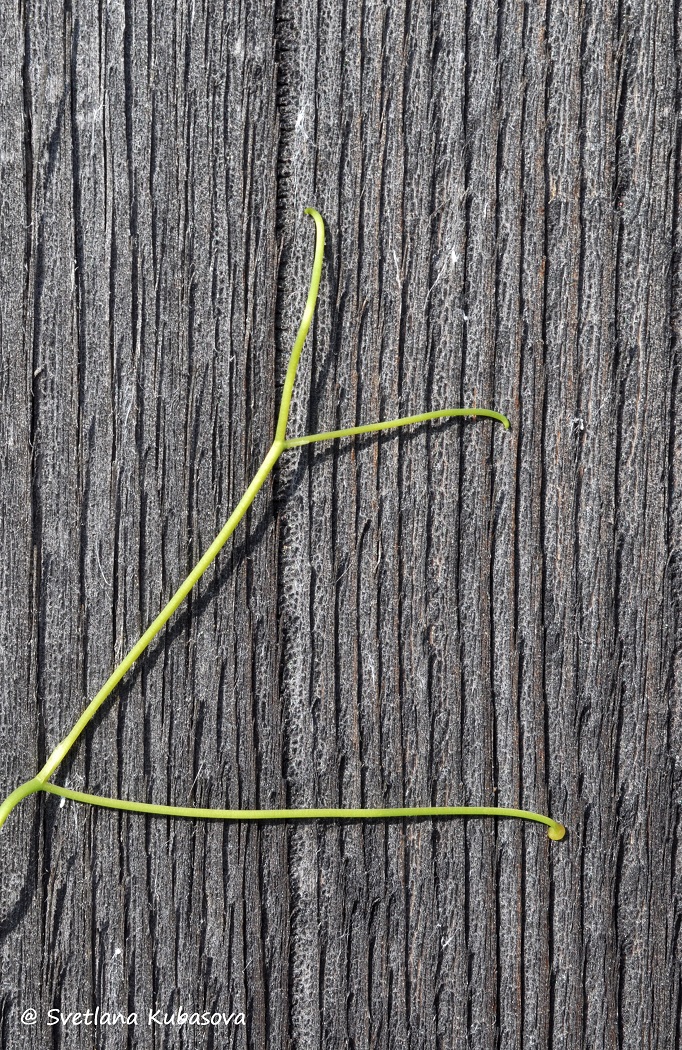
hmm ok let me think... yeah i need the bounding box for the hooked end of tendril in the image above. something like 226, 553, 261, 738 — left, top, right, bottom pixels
468, 409, 511, 430
547, 822, 566, 841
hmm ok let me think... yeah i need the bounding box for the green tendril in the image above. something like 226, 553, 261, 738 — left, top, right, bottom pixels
0, 207, 564, 844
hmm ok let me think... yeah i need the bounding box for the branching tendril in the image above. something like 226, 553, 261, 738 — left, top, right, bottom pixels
0, 209, 565, 843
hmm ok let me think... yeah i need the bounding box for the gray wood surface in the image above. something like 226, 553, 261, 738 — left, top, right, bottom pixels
0, 1, 680, 1047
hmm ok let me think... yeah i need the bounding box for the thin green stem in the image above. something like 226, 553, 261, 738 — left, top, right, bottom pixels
32, 213, 325, 794
275, 207, 325, 444
0, 206, 564, 845
35, 440, 284, 786
39, 783, 565, 839
283, 407, 510, 450
0, 778, 43, 829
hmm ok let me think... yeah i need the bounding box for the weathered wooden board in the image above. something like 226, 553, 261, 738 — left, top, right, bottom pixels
0, 1, 679, 1047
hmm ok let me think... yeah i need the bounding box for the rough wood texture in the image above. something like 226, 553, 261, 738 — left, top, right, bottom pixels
1, 1, 680, 1047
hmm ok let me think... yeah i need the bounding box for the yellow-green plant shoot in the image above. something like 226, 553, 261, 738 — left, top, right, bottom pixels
0, 209, 565, 843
